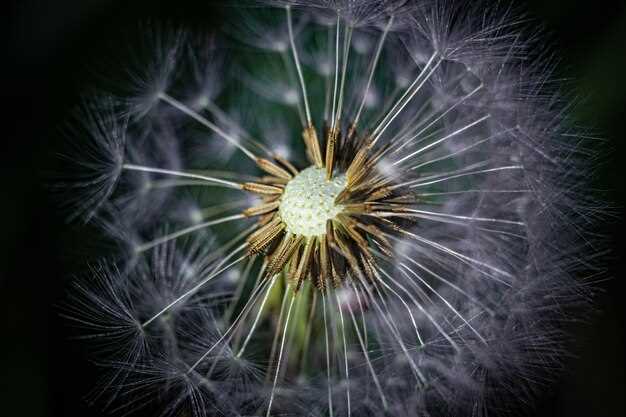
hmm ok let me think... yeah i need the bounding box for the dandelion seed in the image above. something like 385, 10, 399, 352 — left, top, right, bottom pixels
61, 1, 602, 416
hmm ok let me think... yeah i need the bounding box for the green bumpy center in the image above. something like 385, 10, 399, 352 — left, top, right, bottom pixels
278, 166, 346, 237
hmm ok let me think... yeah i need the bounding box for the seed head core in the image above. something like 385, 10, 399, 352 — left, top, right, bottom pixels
279, 166, 346, 236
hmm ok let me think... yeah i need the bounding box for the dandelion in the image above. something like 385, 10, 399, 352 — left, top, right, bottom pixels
61, 1, 600, 416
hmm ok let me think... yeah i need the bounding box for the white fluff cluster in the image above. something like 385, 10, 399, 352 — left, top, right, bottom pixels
61, 1, 601, 417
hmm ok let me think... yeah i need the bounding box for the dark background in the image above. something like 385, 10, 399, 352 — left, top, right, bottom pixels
2, 1, 625, 416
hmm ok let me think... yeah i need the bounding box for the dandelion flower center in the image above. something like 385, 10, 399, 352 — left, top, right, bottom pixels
279, 166, 346, 236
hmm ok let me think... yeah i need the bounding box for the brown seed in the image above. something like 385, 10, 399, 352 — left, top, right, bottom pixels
242, 182, 284, 195
256, 157, 293, 180
242, 201, 280, 217
267, 234, 304, 276
294, 238, 315, 292
317, 236, 330, 292
273, 154, 299, 176
302, 124, 323, 168
247, 220, 285, 254
325, 127, 339, 180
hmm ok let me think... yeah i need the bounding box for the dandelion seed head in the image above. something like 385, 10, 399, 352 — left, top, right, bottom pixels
60, 0, 604, 416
